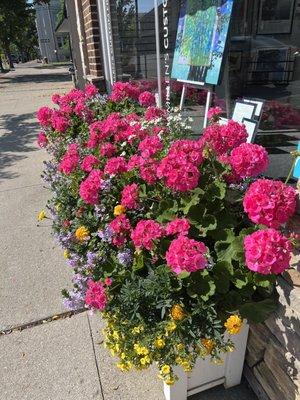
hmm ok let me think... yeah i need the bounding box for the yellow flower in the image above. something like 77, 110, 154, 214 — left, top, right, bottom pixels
75, 226, 89, 241
212, 358, 224, 365
181, 361, 192, 372
166, 321, 177, 333
175, 356, 183, 365
176, 343, 185, 351
165, 377, 175, 386
154, 338, 165, 349
171, 304, 185, 321
55, 203, 61, 211
140, 355, 151, 365
120, 352, 126, 360
201, 338, 215, 354
63, 249, 70, 259
224, 315, 243, 335
114, 204, 126, 216
161, 365, 171, 375
117, 362, 129, 372
37, 210, 46, 221
112, 330, 120, 340
134, 344, 149, 355
132, 325, 144, 335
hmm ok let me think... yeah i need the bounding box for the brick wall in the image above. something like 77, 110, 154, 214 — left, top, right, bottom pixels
80, 0, 105, 88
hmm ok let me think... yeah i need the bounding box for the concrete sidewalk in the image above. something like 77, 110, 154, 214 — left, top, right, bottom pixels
0, 63, 257, 400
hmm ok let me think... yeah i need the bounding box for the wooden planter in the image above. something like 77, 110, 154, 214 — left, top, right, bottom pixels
163, 323, 249, 400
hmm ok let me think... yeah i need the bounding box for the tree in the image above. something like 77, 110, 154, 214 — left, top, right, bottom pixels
0, 0, 46, 68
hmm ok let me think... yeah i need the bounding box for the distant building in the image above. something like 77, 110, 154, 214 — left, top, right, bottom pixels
35, 0, 70, 62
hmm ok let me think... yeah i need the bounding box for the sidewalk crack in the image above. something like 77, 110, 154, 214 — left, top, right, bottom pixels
0, 308, 86, 336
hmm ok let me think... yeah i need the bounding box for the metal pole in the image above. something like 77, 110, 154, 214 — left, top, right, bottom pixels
203, 86, 213, 128
179, 84, 187, 110
154, 0, 162, 108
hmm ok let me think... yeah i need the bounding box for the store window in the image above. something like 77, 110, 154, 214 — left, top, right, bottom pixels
227, 0, 300, 132
107, 1, 300, 134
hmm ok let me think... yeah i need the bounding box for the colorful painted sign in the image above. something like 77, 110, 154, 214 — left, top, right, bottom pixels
293, 142, 300, 179
171, 0, 234, 85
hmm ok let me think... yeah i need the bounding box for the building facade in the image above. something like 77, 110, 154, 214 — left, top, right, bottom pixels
67, 0, 300, 131
35, 0, 70, 62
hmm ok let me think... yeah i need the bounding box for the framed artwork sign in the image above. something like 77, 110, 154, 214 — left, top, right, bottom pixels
232, 101, 256, 123
171, 0, 235, 85
293, 142, 300, 179
242, 118, 258, 143
257, 0, 296, 34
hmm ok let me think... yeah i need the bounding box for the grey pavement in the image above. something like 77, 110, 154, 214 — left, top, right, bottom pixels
0, 63, 257, 400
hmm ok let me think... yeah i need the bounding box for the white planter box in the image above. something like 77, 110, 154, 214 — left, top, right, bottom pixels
164, 323, 249, 400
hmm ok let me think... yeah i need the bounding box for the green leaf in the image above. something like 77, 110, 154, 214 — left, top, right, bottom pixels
240, 298, 278, 323
214, 261, 233, 294
157, 199, 178, 223
253, 274, 276, 288
215, 230, 244, 264
196, 214, 217, 236
206, 181, 226, 200
181, 188, 204, 214
187, 204, 205, 225
188, 270, 216, 301
177, 271, 191, 280
132, 251, 144, 271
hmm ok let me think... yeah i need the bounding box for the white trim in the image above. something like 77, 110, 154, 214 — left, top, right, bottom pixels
96, 0, 116, 92
154, 0, 162, 107
74, 0, 89, 78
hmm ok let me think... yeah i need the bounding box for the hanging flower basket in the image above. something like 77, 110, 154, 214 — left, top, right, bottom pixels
37, 82, 299, 395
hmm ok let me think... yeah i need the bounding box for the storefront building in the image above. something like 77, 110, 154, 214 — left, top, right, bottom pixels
64, 0, 300, 172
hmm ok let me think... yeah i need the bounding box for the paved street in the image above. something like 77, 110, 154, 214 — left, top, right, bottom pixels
0, 63, 256, 400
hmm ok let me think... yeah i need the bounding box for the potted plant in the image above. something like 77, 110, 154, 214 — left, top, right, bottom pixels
37, 83, 299, 400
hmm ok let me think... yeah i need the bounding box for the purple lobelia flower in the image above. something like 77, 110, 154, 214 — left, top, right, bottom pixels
117, 248, 132, 266
63, 290, 85, 310
98, 225, 113, 243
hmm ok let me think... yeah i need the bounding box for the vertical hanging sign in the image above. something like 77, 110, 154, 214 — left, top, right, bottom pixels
162, 0, 171, 111
104, 0, 117, 83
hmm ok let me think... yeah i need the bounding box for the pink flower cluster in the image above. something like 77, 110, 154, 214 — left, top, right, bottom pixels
104, 156, 127, 176
37, 132, 48, 148
79, 169, 103, 204
166, 236, 208, 274
165, 218, 190, 236
37, 106, 53, 127
109, 215, 131, 247
144, 107, 167, 121
244, 229, 292, 275
201, 120, 247, 155
131, 220, 163, 250
243, 179, 296, 228
59, 144, 79, 175
138, 91, 156, 107
110, 82, 140, 102
207, 106, 223, 120
100, 143, 116, 157
121, 183, 139, 209
81, 155, 100, 172
229, 143, 269, 179
85, 279, 107, 310
157, 152, 200, 192
168, 139, 203, 166
138, 136, 163, 158
51, 111, 70, 133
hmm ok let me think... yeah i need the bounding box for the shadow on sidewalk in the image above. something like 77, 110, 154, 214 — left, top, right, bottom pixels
0, 72, 71, 86
0, 112, 38, 181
